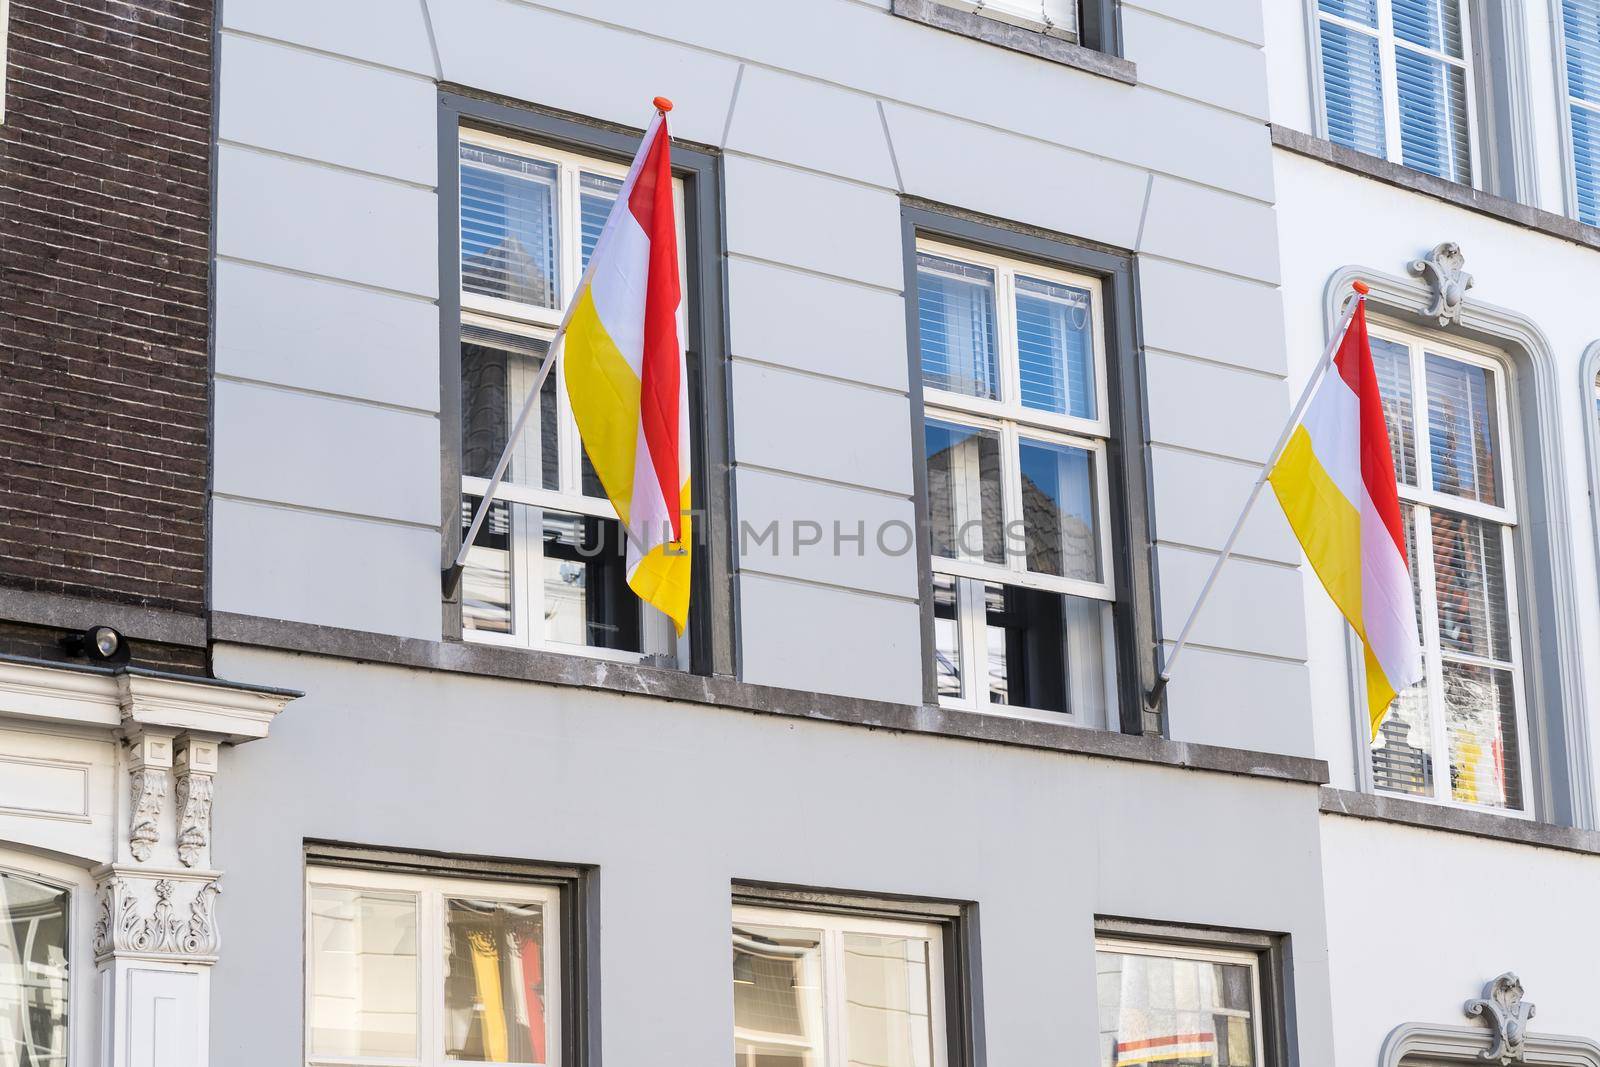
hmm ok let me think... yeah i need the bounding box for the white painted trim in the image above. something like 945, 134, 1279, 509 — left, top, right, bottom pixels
0, 661, 295, 744
1381, 1021, 1600, 1067
1323, 265, 1595, 828
1581, 341, 1600, 631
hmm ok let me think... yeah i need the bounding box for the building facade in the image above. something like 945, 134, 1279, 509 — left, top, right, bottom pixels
0, 1, 1595, 1066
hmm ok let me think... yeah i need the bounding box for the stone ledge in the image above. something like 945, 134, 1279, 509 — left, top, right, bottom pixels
1319, 786, 1600, 856
0, 586, 206, 647
890, 0, 1136, 84
1271, 124, 1600, 254
210, 610, 1328, 786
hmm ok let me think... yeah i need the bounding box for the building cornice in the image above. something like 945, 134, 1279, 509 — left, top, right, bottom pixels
1320, 787, 1600, 858
0, 656, 299, 744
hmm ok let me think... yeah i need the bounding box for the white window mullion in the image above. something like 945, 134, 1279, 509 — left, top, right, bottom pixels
1498, 521, 1536, 810
1408, 503, 1451, 805
1456, 0, 1482, 186
961, 576, 989, 709
1375, 0, 1404, 165
522, 507, 543, 651
824, 927, 848, 1067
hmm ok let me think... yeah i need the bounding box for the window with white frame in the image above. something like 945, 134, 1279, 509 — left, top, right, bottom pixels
1366, 325, 1531, 813
0, 861, 74, 1067
915, 239, 1118, 724
305, 865, 562, 1067
935, 0, 1078, 36
1563, 0, 1600, 223
731, 904, 947, 1067
455, 126, 688, 666
1314, 0, 1477, 184
1095, 939, 1263, 1067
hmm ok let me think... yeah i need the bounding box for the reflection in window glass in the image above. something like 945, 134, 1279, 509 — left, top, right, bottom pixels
444, 898, 549, 1063
459, 327, 553, 488
460, 144, 560, 309
0, 871, 69, 1067
924, 420, 1005, 566
841, 933, 934, 1067
1096, 948, 1256, 1067
933, 574, 962, 701
1368, 336, 1416, 487
1443, 662, 1522, 809
578, 171, 622, 271
1018, 437, 1099, 582
1425, 354, 1499, 504
983, 583, 1110, 720
461, 496, 513, 636
732, 924, 825, 1067
1015, 275, 1096, 419
918, 254, 999, 401
309, 886, 419, 1059
541, 511, 641, 653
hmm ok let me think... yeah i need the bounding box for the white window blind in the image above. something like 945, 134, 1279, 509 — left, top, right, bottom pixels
1366, 327, 1531, 814
1316, 0, 1476, 184
1562, 0, 1600, 223
939, 0, 1078, 35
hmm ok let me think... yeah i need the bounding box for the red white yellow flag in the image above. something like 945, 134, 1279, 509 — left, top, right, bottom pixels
562, 103, 692, 632
1268, 298, 1423, 736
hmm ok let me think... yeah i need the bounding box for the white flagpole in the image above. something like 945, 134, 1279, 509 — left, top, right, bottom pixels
444, 107, 668, 598
1146, 281, 1368, 709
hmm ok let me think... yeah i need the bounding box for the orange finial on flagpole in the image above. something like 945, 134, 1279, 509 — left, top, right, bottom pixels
653, 96, 674, 113
1352, 280, 1370, 294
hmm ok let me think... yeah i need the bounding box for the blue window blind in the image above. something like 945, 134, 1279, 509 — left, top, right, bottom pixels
1317, 0, 1472, 184
1563, 0, 1600, 223
917, 254, 1000, 401
460, 144, 560, 309
578, 171, 621, 271
1015, 275, 1096, 420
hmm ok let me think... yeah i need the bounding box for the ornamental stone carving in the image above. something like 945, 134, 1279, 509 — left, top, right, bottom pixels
1465, 972, 1536, 1064
1408, 241, 1475, 325
127, 766, 166, 863
175, 769, 213, 868
93, 873, 221, 960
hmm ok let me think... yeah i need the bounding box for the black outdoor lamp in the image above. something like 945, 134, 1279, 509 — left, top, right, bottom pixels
60, 625, 131, 664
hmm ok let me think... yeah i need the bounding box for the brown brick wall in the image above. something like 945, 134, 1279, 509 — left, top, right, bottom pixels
0, 0, 214, 622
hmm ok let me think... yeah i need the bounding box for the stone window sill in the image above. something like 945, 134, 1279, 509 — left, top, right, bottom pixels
210, 611, 1326, 786
890, 0, 1135, 85
1271, 124, 1600, 254
1320, 786, 1600, 857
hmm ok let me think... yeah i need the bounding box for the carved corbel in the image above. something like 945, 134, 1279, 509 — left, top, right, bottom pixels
174, 738, 218, 868
1408, 241, 1475, 325
1465, 972, 1535, 1064
125, 732, 173, 863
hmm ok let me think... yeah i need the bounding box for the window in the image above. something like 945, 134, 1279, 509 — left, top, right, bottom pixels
306, 865, 562, 1067
1562, 0, 1600, 223
731, 904, 947, 1067
915, 238, 1119, 724
1314, 0, 1477, 184
935, 0, 1077, 36
454, 126, 688, 665
1096, 939, 1263, 1067
1366, 326, 1531, 813
1, 868, 71, 1067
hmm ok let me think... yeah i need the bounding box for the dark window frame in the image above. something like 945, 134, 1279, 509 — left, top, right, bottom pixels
305, 840, 603, 1067
1095, 915, 1298, 1067
437, 89, 735, 679
733, 880, 986, 1067
900, 201, 1161, 735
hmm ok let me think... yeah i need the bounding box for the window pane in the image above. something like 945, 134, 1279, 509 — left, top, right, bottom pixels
1097, 950, 1256, 1067
1424, 354, 1500, 505
1369, 337, 1417, 487
444, 898, 550, 1064
461, 144, 560, 309
1395, 49, 1471, 183
1320, 19, 1386, 157
1319, 0, 1377, 26
1015, 274, 1097, 420
309, 886, 419, 1059
842, 933, 936, 1067
461, 495, 514, 636
1570, 102, 1600, 226
1392, 0, 1463, 56
541, 511, 642, 652
933, 574, 963, 700
924, 419, 1005, 565
460, 327, 555, 489
984, 584, 1111, 718
1372, 684, 1436, 796
1444, 662, 1523, 810
1564, 0, 1600, 106
579, 171, 622, 272
1430, 511, 1512, 662
732, 924, 825, 1067
0, 872, 69, 1067
917, 254, 999, 401
1018, 437, 1100, 583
